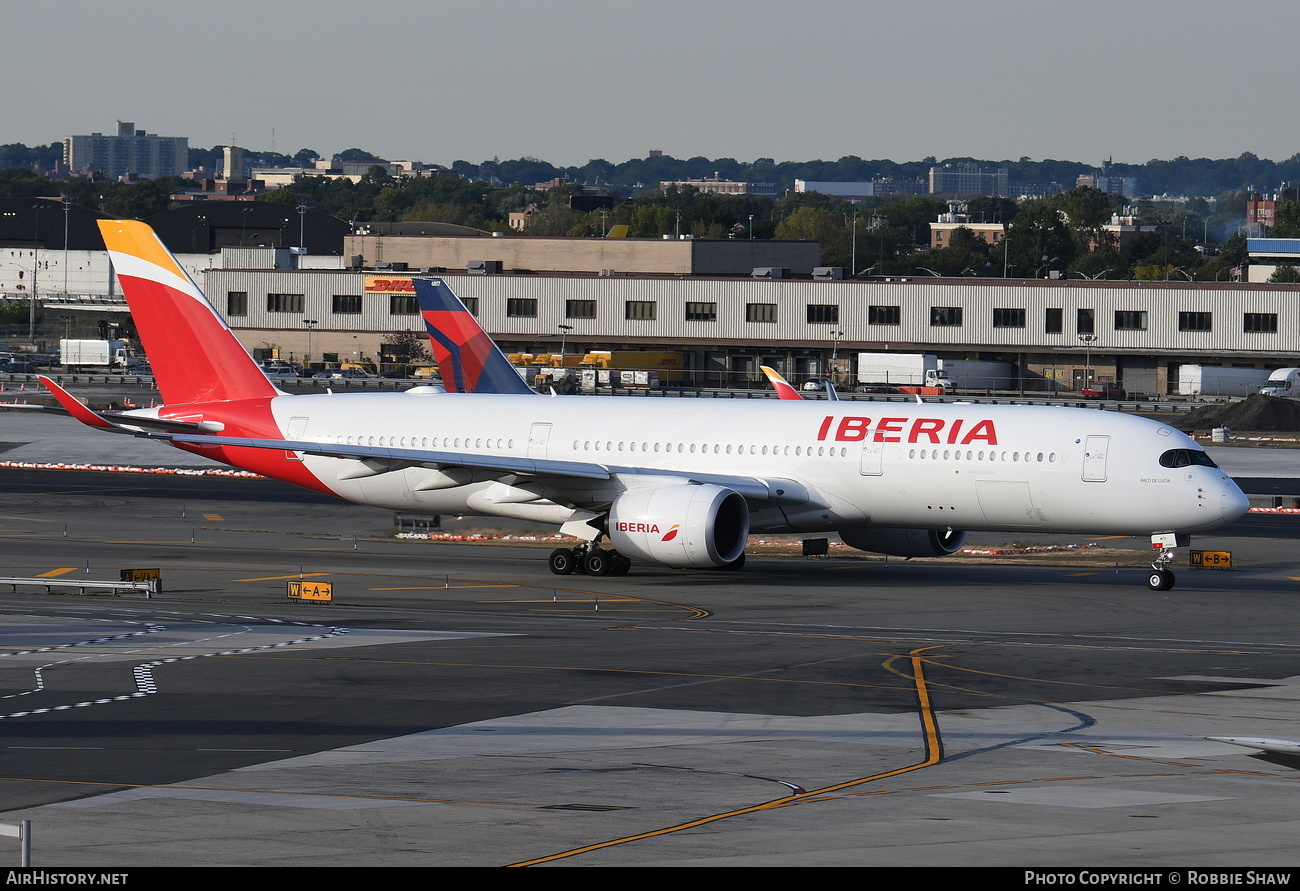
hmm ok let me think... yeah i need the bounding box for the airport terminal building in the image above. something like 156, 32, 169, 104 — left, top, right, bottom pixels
3, 199, 1297, 395
205, 262, 1299, 394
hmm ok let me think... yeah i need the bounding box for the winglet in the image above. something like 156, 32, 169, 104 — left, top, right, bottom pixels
760, 366, 803, 401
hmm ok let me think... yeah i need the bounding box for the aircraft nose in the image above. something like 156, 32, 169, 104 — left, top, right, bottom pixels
1221, 478, 1250, 523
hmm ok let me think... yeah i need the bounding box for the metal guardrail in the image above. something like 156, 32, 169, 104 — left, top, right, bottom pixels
0, 820, 31, 866
0, 577, 156, 598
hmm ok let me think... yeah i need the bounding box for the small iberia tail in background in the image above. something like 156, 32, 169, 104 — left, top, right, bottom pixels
760, 365, 803, 401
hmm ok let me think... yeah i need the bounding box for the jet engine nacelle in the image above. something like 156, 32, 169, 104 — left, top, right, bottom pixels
608, 484, 749, 568
839, 527, 968, 558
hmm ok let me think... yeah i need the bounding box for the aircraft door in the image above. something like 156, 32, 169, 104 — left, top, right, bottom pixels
527, 423, 552, 460
285, 416, 309, 461
1082, 435, 1109, 482
859, 442, 883, 476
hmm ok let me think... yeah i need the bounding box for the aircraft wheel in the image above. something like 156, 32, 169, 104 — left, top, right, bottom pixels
585, 550, 612, 576
548, 548, 577, 575
610, 553, 632, 576
1147, 569, 1174, 591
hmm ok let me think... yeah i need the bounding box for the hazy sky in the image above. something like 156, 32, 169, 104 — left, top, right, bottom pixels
5, 0, 1294, 168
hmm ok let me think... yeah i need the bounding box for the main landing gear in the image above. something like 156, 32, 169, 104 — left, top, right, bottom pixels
549, 542, 631, 577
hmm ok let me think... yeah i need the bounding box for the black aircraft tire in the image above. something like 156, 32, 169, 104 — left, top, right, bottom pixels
549, 548, 577, 575
585, 550, 612, 576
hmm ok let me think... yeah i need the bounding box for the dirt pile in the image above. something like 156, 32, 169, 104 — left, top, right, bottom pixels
1175, 394, 1300, 432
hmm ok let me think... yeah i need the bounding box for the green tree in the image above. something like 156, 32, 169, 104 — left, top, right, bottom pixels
1268, 264, 1300, 283
103, 180, 175, 218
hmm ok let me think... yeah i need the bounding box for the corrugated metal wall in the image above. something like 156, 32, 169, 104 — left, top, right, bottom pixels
205, 269, 1300, 358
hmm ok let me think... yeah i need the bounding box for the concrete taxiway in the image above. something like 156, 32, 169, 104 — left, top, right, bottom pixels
0, 414, 1297, 866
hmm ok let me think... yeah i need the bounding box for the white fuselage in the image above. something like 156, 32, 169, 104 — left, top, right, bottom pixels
257, 390, 1247, 538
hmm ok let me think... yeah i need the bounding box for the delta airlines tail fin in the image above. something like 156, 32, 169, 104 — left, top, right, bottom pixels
413, 278, 535, 395
97, 220, 279, 406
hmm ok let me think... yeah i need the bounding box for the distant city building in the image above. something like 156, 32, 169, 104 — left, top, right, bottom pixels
1010, 182, 1067, 199
660, 174, 777, 198
1099, 212, 1158, 251
1246, 237, 1300, 281
1246, 187, 1298, 228
928, 164, 1008, 198
794, 180, 874, 200
62, 120, 188, 180
929, 203, 1005, 249
509, 204, 541, 231
870, 177, 927, 196
1076, 158, 1138, 198
222, 146, 246, 181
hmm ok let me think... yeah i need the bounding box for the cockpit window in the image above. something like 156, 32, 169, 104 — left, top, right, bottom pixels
1158, 448, 1218, 469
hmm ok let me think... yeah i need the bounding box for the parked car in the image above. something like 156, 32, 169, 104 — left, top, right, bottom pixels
1080, 382, 1126, 399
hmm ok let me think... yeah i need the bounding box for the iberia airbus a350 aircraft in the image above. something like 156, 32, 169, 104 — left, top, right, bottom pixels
37, 221, 1248, 590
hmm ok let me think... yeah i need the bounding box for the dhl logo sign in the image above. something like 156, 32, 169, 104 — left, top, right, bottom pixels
364, 276, 416, 293
817, 415, 998, 445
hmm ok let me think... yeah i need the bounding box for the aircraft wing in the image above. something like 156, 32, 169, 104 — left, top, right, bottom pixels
156, 431, 796, 503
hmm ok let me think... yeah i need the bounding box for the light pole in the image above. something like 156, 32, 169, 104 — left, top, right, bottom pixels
303, 319, 318, 367
30, 203, 47, 342
748, 214, 754, 240
830, 329, 844, 385
557, 323, 573, 358
62, 196, 72, 296
1079, 334, 1098, 390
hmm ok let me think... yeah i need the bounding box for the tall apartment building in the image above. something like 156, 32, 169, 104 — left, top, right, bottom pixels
928, 163, 1008, 197
63, 120, 188, 180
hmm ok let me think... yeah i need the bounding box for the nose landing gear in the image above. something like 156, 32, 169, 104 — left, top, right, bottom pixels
1147, 535, 1179, 591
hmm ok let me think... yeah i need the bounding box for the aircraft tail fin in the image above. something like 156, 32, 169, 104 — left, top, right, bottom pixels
97, 220, 279, 406
413, 278, 535, 395
760, 366, 803, 401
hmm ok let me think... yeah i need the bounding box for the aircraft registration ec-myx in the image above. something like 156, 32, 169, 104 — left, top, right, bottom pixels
31, 220, 1248, 591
